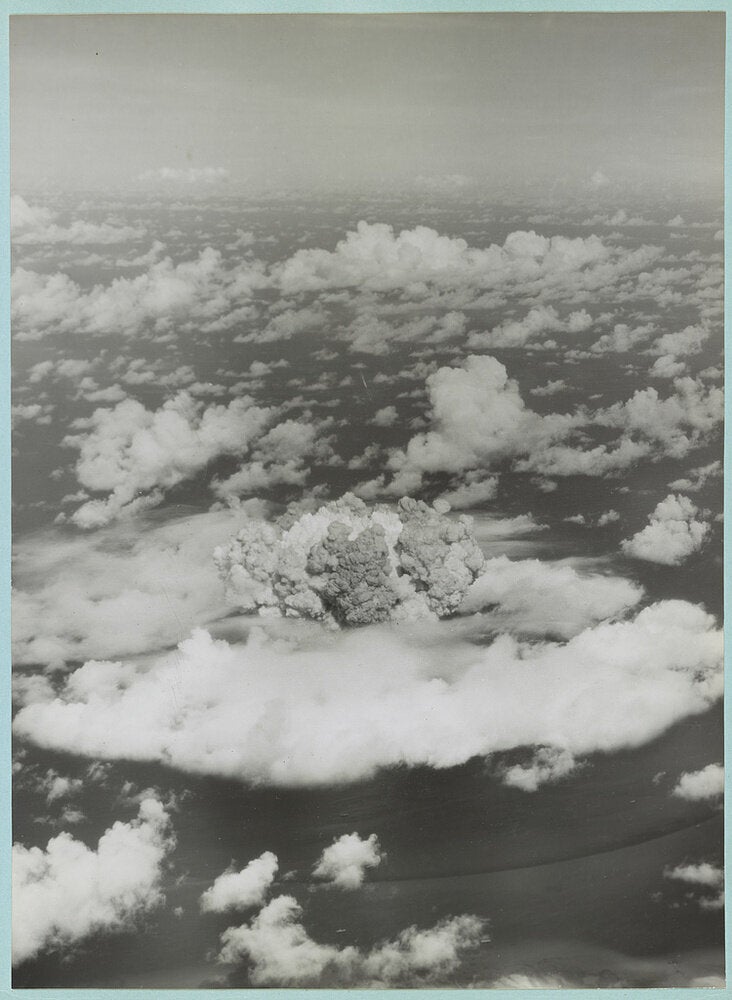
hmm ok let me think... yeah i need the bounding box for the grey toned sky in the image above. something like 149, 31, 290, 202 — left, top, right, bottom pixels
10, 12, 725, 195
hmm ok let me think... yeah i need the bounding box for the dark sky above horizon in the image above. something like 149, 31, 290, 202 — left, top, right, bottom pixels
9, 11, 725, 195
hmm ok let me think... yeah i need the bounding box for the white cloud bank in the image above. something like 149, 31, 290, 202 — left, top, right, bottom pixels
621, 494, 710, 565
201, 852, 279, 914
313, 833, 383, 889
13, 600, 722, 788
217, 895, 485, 986
12, 797, 174, 966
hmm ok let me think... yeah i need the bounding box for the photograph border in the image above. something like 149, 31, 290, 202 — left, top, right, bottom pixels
0, 2, 729, 998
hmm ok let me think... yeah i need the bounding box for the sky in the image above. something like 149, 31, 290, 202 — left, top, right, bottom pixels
9, 12, 725, 194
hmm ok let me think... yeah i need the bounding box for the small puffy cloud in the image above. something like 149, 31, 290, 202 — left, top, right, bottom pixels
647, 323, 709, 358
12, 797, 174, 966
664, 861, 724, 911
672, 763, 724, 802
36, 770, 84, 804
11, 403, 54, 427
649, 355, 686, 379
590, 322, 656, 354
217, 894, 485, 986
564, 514, 587, 526
468, 307, 592, 350
201, 852, 278, 914
313, 833, 383, 889
621, 494, 710, 565
237, 305, 327, 345
597, 509, 620, 526
64, 391, 276, 527
371, 406, 398, 428
499, 747, 578, 792
530, 379, 567, 397
13, 600, 722, 788
467, 305, 563, 349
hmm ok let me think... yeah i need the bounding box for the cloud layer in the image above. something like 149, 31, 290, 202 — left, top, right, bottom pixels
13, 599, 722, 787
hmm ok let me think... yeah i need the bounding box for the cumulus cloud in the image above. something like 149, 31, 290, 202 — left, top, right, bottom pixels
11, 220, 666, 346
361, 355, 722, 494
214, 494, 485, 626
12, 247, 266, 340
13, 600, 722, 787
34, 769, 84, 804
664, 862, 724, 911
646, 323, 710, 358
201, 852, 279, 914
12, 797, 174, 966
313, 833, 383, 889
372, 405, 399, 428
530, 379, 567, 397
649, 355, 686, 379
63, 391, 276, 527
217, 895, 485, 986
621, 494, 710, 565
672, 763, 724, 802
467, 306, 592, 350
211, 417, 337, 500
590, 322, 656, 354
237, 304, 328, 345
499, 747, 579, 792
11, 195, 146, 246
270, 221, 655, 300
